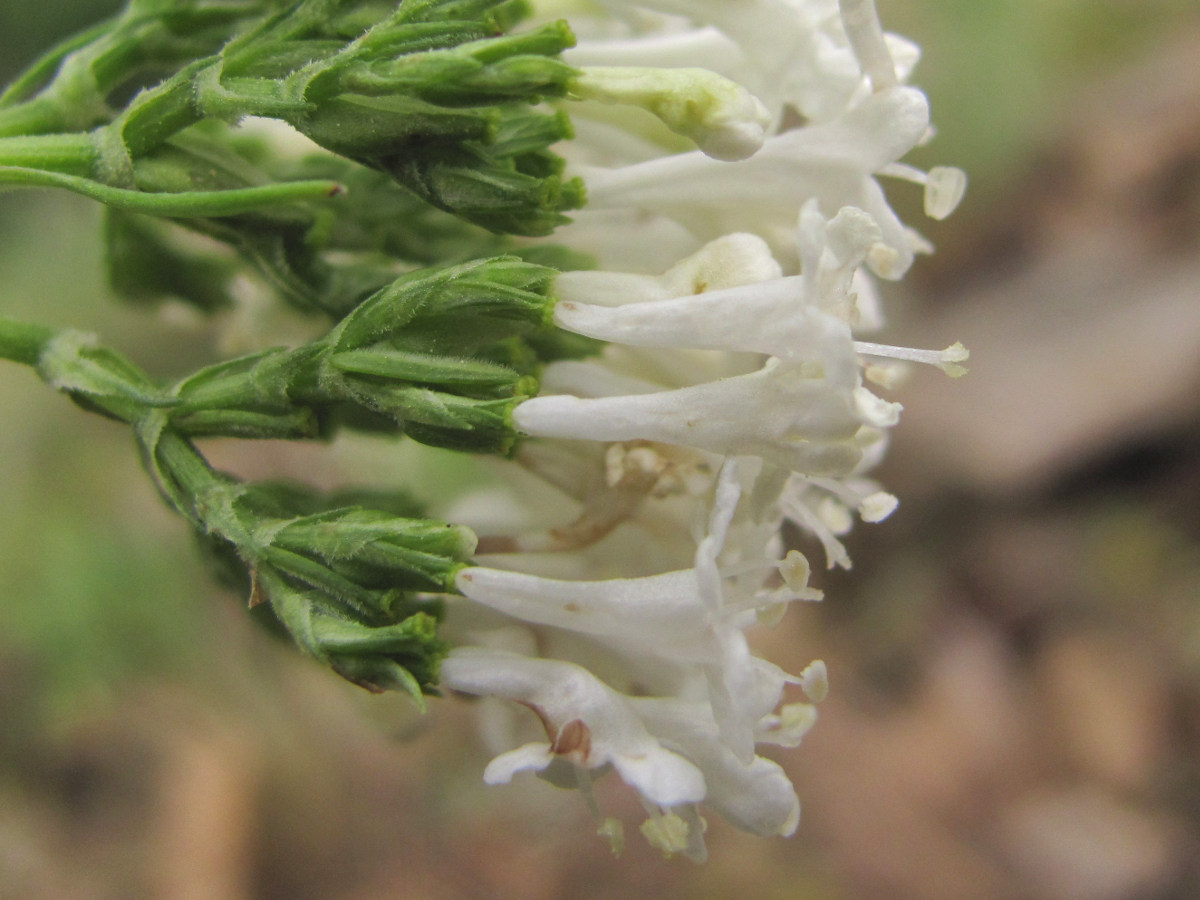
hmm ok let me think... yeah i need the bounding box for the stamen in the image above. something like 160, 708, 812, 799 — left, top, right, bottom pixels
854, 339, 970, 377
638, 805, 705, 862
484, 443, 665, 554
574, 765, 604, 820
596, 818, 626, 857
879, 163, 968, 220
807, 474, 862, 507
778, 549, 814, 593
758, 702, 819, 747
923, 166, 968, 219
640, 808, 688, 855
781, 492, 852, 570
858, 491, 898, 523
799, 659, 829, 702
806, 477, 897, 523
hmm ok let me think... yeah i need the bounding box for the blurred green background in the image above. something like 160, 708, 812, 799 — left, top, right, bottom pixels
3, 1, 1200, 897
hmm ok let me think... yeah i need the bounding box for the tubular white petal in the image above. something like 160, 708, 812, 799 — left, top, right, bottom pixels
635, 697, 802, 838
853, 385, 903, 427
553, 277, 839, 360
456, 567, 705, 640
838, 0, 898, 90
483, 742, 555, 784
539, 359, 661, 398
566, 28, 742, 73
515, 360, 869, 478
579, 87, 930, 271
584, 0, 883, 125
703, 633, 759, 763
571, 66, 772, 161
695, 458, 742, 611
582, 86, 930, 200
441, 649, 708, 808
555, 233, 781, 308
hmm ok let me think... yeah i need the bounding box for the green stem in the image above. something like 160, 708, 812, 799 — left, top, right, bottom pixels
147, 426, 232, 532
0, 317, 55, 366
0, 165, 343, 216
0, 134, 96, 176
117, 69, 207, 158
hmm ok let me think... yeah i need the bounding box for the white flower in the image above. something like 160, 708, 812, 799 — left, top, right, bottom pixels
567, 0, 920, 125
517, 209, 920, 478
442, 0, 968, 859
444, 460, 828, 858
578, 85, 932, 274
632, 696, 801, 839
554, 231, 783, 307
778, 471, 900, 569
439, 647, 708, 810
550, 207, 886, 357
455, 461, 817, 761
551, 0, 965, 272
515, 356, 889, 478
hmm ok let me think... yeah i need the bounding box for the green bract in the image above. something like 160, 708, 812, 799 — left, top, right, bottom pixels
0, 0, 591, 699
0, 0, 583, 234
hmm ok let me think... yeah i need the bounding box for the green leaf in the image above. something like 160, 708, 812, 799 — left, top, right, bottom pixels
329, 348, 523, 392
0, 164, 343, 215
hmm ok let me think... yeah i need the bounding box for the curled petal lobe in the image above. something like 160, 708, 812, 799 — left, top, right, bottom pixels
440, 648, 707, 809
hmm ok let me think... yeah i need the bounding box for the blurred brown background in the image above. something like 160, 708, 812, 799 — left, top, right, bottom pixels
3, 1, 1200, 897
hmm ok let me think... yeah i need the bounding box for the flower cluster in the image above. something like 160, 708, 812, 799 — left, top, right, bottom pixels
444, 460, 829, 860
0, 0, 967, 862
438, 0, 967, 861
